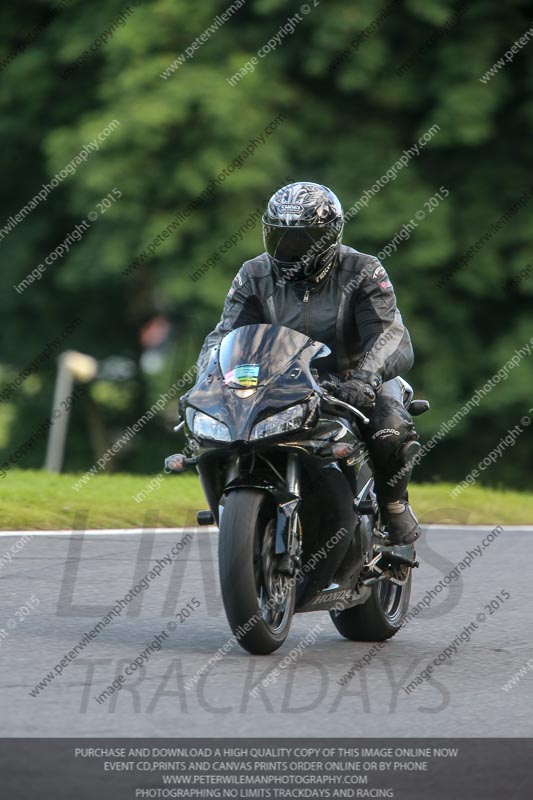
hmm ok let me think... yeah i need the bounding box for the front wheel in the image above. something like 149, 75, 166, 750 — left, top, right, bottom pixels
218, 489, 296, 654
330, 569, 412, 641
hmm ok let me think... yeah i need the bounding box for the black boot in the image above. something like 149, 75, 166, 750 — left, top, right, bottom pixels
381, 501, 421, 545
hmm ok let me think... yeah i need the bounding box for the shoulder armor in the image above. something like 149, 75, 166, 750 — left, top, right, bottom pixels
241, 252, 272, 279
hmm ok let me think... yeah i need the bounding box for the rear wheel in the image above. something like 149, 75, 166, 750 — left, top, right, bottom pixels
219, 489, 295, 654
330, 564, 412, 642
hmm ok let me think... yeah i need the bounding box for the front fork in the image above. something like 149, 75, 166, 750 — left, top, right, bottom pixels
220, 453, 301, 562
274, 454, 302, 573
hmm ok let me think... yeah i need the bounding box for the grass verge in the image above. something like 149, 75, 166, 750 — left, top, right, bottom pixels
0, 470, 531, 530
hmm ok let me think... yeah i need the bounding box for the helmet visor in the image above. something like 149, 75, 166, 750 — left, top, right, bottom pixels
263, 221, 338, 266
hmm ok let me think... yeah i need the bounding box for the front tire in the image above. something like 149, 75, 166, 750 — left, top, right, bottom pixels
218, 489, 295, 654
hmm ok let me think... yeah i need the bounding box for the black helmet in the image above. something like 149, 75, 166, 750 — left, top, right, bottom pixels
263, 181, 344, 285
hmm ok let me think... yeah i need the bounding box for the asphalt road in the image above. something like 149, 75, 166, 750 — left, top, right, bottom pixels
0, 524, 531, 737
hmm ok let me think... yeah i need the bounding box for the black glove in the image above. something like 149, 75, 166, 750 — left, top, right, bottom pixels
321, 370, 381, 413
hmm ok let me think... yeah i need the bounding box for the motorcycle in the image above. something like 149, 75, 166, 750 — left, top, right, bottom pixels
166, 323, 429, 655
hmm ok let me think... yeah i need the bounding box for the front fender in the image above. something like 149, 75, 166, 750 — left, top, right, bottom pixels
224, 477, 300, 555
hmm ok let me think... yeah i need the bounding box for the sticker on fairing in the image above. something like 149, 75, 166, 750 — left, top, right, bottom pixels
224, 364, 260, 387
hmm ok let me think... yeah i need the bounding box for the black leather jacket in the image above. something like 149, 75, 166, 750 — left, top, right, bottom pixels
197, 245, 414, 382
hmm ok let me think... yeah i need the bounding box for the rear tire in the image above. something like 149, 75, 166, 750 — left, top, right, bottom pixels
330, 571, 412, 641
219, 489, 295, 655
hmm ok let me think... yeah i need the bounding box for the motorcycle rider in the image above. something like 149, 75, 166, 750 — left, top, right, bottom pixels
195, 181, 420, 546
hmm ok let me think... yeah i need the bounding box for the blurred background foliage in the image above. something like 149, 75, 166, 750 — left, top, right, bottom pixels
0, 0, 531, 487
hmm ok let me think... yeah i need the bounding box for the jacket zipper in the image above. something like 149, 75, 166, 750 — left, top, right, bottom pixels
303, 290, 310, 334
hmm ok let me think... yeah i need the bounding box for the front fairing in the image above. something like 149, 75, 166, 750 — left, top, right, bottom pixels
187, 324, 330, 442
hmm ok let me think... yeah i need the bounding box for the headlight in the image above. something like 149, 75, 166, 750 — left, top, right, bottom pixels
193, 411, 231, 441
250, 405, 304, 440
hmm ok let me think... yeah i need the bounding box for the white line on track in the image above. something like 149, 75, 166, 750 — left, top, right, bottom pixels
0, 527, 218, 536
0, 524, 532, 537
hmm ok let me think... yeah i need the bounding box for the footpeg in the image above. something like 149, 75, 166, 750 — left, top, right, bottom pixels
360, 543, 418, 588
197, 510, 214, 525
374, 543, 419, 568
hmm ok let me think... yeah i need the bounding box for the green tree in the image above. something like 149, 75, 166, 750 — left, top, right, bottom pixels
0, 0, 531, 487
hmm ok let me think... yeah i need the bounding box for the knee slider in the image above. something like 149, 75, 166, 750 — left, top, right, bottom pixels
399, 440, 421, 467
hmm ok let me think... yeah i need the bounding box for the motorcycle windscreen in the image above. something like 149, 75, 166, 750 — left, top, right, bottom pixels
218, 324, 330, 388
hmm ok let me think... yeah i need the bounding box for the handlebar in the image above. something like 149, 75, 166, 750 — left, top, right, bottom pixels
321, 392, 370, 425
